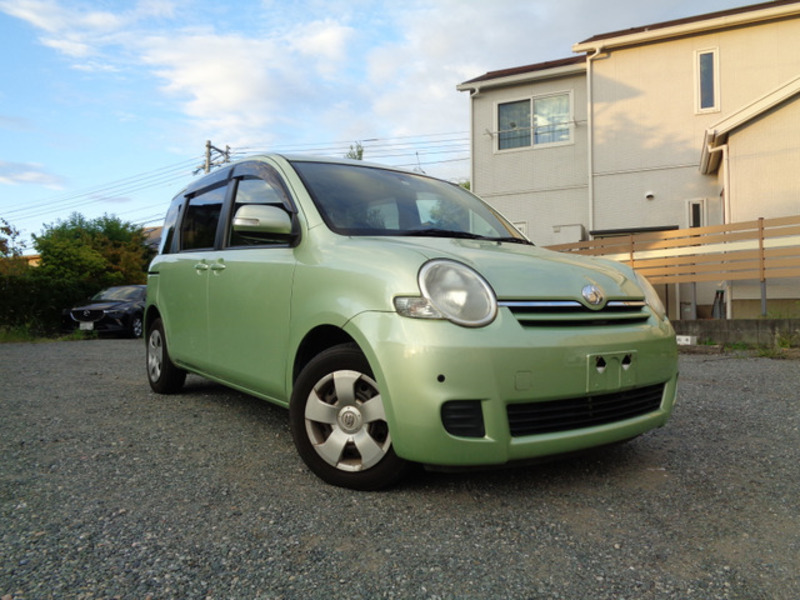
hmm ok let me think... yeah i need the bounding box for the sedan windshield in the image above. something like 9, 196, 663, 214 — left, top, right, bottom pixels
292, 161, 530, 243
92, 286, 144, 302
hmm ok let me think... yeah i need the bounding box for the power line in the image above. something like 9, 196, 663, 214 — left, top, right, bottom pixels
4, 132, 473, 233
3, 157, 201, 220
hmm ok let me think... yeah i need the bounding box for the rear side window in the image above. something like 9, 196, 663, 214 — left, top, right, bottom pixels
159, 200, 182, 254
180, 185, 226, 251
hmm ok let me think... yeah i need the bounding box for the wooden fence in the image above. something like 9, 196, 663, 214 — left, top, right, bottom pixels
546, 215, 800, 317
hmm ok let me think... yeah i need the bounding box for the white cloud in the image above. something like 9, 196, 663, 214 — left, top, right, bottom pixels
42, 36, 92, 57
0, 0, 69, 33
0, 0, 745, 179
286, 18, 354, 78
138, 33, 284, 141
0, 161, 65, 189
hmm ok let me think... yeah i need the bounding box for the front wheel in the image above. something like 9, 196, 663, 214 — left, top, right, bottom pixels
289, 344, 411, 490
129, 314, 144, 338
146, 317, 186, 394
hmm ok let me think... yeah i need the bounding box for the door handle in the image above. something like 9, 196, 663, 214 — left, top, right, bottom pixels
210, 263, 226, 272
194, 262, 209, 271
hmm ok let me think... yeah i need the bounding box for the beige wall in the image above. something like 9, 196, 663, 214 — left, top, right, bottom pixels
727, 96, 800, 223
469, 71, 588, 245
462, 8, 800, 312
589, 17, 800, 231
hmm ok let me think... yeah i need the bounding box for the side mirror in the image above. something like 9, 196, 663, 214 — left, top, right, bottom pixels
232, 204, 293, 236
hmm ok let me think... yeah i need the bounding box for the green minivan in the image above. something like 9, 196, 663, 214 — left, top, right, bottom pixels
145, 155, 678, 490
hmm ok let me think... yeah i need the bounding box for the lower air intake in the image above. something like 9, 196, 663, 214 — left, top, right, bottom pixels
507, 383, 665, 437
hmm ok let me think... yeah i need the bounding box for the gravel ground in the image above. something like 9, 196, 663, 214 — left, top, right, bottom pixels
1, 339, 798, 600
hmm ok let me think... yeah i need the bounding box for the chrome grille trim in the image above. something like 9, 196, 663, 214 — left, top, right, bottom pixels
498, 300, 647, 310
499, 299, 650, 327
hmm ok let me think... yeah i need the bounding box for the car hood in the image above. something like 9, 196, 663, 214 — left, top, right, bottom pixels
72, 300, 133, 311
364, 236, 642, 300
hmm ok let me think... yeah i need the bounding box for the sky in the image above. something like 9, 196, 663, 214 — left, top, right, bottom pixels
1, 0, 749, 252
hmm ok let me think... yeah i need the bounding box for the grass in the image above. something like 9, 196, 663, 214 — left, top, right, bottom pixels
0, 325, 96, 343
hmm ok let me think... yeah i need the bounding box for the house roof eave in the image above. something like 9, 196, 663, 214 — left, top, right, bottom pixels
573, 0, 800, 53
457, 56, 585, 94
700, 74, 800, 174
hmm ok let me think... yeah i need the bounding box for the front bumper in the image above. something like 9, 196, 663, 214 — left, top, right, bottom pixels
345, 308, 678, 467
67, 312, 131, 334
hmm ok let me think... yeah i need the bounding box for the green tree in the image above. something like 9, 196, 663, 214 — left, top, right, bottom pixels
1, 217, 25, 258
0, 213, 157, 334
346, 142, 364, 160
33, 212, 154, 286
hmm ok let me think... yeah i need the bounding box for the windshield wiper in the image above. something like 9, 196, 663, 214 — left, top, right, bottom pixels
491, 236, 533, 245
403, 229, 533, 245
402, 229, 487, 240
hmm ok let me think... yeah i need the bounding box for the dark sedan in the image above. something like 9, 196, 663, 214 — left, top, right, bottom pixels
67, 285, 146, 338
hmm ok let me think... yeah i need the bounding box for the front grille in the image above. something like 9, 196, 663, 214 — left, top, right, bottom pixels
71, 310, 104, 323
506, 383, 665, 437
500, 300, 649, 327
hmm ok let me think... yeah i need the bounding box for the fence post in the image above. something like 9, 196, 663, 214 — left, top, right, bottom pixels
759, 217, 767, 317
629, 234, 635, 269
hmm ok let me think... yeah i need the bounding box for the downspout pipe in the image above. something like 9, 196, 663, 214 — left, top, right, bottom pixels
704, 142, 730, 224
465, 85, 483, 195
585, 47, 604, 234
705, 142, 733, 319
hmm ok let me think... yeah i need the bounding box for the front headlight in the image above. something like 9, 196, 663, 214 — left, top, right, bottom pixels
634, 271, 667, 321
394, 259, 497, 327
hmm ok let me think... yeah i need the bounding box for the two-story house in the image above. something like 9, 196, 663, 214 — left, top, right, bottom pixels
458, 0, 800, 318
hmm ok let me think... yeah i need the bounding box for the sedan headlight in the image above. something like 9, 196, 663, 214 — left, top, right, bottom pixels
395, 259, 497, 327
634, 271, 667, 321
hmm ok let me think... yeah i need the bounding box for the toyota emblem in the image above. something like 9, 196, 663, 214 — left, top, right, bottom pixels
581, 284, 605, 306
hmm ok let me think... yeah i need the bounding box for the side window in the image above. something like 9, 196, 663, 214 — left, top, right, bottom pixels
179, 185, 226, 251
498, 99, 532, 150
497, 92, 573, 151
696, 49, 719, 113
533, 94, 571, 145
228, 177, 290, 247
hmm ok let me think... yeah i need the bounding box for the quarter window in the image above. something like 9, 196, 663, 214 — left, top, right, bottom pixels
497, 93, 572, 150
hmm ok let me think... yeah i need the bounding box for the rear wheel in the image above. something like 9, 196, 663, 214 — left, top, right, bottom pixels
289, 344, 410, 490
146, 317, 186, 394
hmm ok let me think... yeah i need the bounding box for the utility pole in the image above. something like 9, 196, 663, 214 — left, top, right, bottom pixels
196, 140, 231, 174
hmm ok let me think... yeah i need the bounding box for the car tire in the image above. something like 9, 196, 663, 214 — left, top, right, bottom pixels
146, 317, 186, 394
129, 314, 144, 338
289, 343, 411, 490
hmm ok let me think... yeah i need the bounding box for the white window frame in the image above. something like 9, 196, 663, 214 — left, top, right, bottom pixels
495, 90, 574, 153
687, 198, 707, 228
694, 48, 720, 114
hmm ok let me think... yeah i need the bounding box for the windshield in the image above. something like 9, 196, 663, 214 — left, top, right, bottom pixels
292, 161, 530, 243
92, 286, 144, 302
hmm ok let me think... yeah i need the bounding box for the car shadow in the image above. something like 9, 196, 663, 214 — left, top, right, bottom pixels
171, 375, 669, 496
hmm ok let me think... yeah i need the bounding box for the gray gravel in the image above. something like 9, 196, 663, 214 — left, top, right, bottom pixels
1, 339, 799, 600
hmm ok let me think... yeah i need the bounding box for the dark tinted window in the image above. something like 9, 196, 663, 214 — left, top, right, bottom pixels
180, 185, 226, 251
292, 161, 524, 241
159, 200, 181, 254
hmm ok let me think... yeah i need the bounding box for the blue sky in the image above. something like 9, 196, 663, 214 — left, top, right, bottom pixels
1, 0, 745, 252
